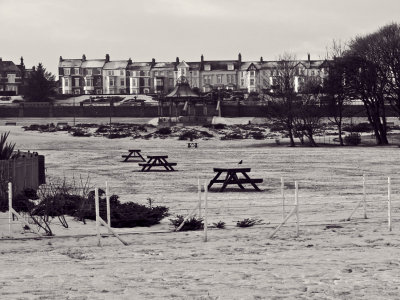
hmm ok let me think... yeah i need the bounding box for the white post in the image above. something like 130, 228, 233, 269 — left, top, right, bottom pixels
388, 177, 392, 232
198, 176, 202, 218
281, 177, 285, 220
204, 181, 208, 242
95, 188, 101, 246
295, 181, 299, 237
8, 182, 12, 237
106, 181, 111, 227
363, 174, 367, 219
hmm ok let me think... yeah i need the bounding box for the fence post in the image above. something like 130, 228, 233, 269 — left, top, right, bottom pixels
95, 188, 102, 246
388, 177, 392, 232
281, 177, 285, 220
295, 181, 299, 237
106, 181, 111, 227
363, 174, 367, 219
203, 181, 208, 242
198, 176, 202, 218
8, 182, 12, 237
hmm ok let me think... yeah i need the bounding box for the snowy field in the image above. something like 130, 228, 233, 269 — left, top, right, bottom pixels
1, 122, 400, 299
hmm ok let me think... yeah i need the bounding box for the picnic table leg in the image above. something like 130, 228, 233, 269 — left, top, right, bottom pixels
208, 171, 222, 190
123, 151, 134, 162
219, 172, 235, 192
141, 158, 154, 171
137, 152, 146, 162
160, 158, 174, 171
232, 173, 245, 190
241, 172, 261, 191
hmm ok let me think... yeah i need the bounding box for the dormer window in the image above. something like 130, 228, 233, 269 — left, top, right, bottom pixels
227, 64, 234, 71
204, 64, 211, 71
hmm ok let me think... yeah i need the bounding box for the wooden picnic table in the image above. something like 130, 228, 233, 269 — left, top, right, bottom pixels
208, 167, 263, 192
122, 149, 146, 162
138, 155, 177, 171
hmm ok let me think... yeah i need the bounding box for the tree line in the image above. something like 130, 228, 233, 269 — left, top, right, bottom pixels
266, 22, 400, 146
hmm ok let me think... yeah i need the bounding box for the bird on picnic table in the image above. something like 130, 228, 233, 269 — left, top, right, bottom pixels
238, 160, 243, 164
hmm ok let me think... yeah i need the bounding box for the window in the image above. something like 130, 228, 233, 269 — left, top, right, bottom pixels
74, 78, 80, 87
241, 79, 245, 86
64, 68, 70, 75
120, 70, 124, 76
108, 70, 113, 76
86, 69, 92, 76
64, 78, 69, 87
217, 75, 222, 84
94, 68, 101, 75
203, 75, 211, 84
7, 74, 16, 83
131, 78, 137, 87
227, 64, 234, 71
156, 78, 163, 86
250, 79, 255, 85
120, 78, 125, 86
74, 89, 80, 95
160, 71, 164, 76
168, 71, 173, 76
74, 68, 80, 75
109, 77, 115, 86
242, 71, 246, 77
144, 78, 149, 86
145, 71, 150, 76
204, 64, 211, 71
250, 71, 255, 76
86, 78, 93, 87
154, 71, 159, 76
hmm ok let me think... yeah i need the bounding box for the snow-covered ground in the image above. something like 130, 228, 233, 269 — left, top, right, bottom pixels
1, 123, 400, 299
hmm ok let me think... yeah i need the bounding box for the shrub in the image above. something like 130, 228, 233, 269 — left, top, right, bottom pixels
178, 131, 196, 141
236, 218, 262, 228
107, 133, 131, 139
156, 127, 172, 135
212, 221, 225, 229
0, 132, 15, 160
213, 123, 225, 130
169, 215, 204, 231
251, 131, 264, 140
344, 133, 361, 146
69, 128, 91, 137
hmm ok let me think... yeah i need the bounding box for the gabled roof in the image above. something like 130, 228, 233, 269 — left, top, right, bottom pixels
59, 59, 82, 68
0, 60, 21, 73
81, 59, 106, 68
177, 61, 190, 68
103, 61, 128, 70
239, 61, 261, 71
187, 62, 201, 71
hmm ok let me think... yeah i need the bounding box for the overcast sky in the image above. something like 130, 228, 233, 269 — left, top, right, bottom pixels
1, 0, 399, 75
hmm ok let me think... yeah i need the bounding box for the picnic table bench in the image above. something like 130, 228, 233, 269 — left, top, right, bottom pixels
122, 149, 146, 162
139, 155, 177, 171
208, 167, 263, 192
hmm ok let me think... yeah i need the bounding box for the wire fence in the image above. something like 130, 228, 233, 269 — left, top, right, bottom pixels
1, 173, 398, 242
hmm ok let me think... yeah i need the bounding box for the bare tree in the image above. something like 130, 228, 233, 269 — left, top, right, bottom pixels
293, 76, 325, 146
266, 53, 298, 146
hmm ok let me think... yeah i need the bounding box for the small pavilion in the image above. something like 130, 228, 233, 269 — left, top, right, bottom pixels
158, 76, 217, 125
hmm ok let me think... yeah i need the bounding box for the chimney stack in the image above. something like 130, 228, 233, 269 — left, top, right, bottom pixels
82, 54, 86, 61
128, 57, 132, 64
176, 57, 180, 64
105, 54, 110, 62
238, 53, 242, 65
59, 56, 63, 62
201, 54, 204, 63
151, 58, 156, 66
260, 56, 263, 63
20, 56, 24, 66
307, 53, 310, 62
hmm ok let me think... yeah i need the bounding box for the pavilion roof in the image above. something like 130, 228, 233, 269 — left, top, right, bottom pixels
165, 81, 199, 99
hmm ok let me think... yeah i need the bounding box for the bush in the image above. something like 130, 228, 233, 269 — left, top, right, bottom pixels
0, 132, 15, 160
236, 218, 262, 228
169, 215, 204, 231
178, 131, 196, 141
344, 133, 361, 146
156, 127, 172, 135
69, 128, 91, 137
212, 221, 225, 229
251, 131, 264, 140
213, 123, 225, 130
